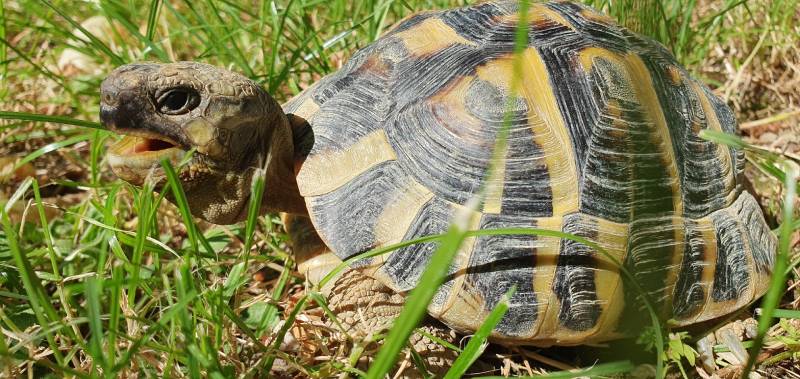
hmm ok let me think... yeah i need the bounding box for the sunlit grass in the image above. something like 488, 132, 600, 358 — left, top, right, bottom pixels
1, 0, 798, 377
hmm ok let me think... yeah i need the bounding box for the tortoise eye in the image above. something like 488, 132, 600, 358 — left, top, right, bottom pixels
157, 88, 199, 115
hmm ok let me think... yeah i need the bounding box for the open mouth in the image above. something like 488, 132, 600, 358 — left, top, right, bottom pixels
131, 137, 177, 153
107, 132, 186, 171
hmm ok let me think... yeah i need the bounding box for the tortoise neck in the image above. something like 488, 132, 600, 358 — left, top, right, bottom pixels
287, 113, 315, 165
258, 112, 308, 215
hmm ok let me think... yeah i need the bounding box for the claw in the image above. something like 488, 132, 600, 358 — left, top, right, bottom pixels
696, 332, 718, 373
718, 327, 749, 365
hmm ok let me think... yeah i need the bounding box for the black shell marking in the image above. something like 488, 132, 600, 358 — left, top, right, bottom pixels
285, 1, 777, 344
468, 214, 539, 337
672, 219, 708, 319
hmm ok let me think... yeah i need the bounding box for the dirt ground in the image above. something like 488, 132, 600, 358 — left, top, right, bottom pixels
1, 1, 799, 378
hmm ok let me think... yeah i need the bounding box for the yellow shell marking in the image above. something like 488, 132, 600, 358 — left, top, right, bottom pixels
372, 179, 435, 261
579, 47, 686, 317
292, 97, 321, 121
433, 204, 486, 323
394, 17, 477, 56
577, 48, 682, 217
431, 279, 486, 334
482, 148, 507, 214
690, 81, 737, 206
662, 216, 687, 312
695, 211, 753, 323
586, 218, 629, 341
497, 3, 577, 30
297, 129, 397, 197
428, 75, 485, 144
476, 48, 580, 216
676, 216, 718, 325
667, 65, 683, 86
528, 216, 631, 344
527, 216, 564, 341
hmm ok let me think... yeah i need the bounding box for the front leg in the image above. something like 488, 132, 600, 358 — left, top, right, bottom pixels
282, 213, 340, 291
281, 214, 459, 376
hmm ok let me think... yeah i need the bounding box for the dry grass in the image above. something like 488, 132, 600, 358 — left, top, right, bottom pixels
1, 1, 799, 378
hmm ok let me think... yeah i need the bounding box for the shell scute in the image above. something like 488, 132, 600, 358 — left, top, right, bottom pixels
291, 0, 777, 344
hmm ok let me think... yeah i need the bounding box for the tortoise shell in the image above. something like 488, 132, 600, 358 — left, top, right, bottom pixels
284, 0, 776, 345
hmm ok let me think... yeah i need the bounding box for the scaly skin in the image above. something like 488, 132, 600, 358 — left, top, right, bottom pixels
100, 62, 457, 376
100, 62, 305, 224
328, 268, 458, 378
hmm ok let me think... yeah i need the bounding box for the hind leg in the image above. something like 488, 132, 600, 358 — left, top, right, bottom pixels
327, 268, 459, 378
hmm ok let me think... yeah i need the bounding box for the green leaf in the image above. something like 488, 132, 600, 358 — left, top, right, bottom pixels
222, 262, 247, 298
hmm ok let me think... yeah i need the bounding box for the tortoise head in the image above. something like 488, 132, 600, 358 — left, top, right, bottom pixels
100, 62, 303, 223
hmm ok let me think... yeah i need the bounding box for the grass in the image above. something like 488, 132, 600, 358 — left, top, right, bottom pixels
1, 0, 799, 378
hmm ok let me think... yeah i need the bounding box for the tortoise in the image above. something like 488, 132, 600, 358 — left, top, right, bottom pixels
99, 0, 777, 367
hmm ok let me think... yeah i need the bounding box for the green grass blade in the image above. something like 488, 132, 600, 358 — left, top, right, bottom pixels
14, 133, 92, 169
31, 180, 61, 282
701, 129, 795, 189
0, 0, 7, 100
313, 224, 661, 377
0, 111, 104, 130
160, 158, 214, 256
266, 0, 297, 92
0, 351, 89, 378
0, 329, 9, 377
219, 304, 269, 352
255, 257, 292, 337
112, 289, 199, 372
107, 265, 123, 371
317, 233, 442, 290
444, 287, 515, 379
675, 0, 698, 60
161, 160, 200, 254
98, 1, 169, 61
200, 0, 254, 77
742, 162, 797, 376
41, 0, 125, 65
222, 262, 247, 299
262, 296, 309, 372
177, 263, 201, 377
771, 309, 800, 319
0, 178, 66, 365
0, 37, 71, 93
366, 223, 471, 378
89, 130, 108, 185
698, 129, 747, 149
243, 168, 266, 255
475, 360, 635, 378
307, 291, 348, 335
127, 181, 155, 308
84, 276, 108, 372
145, 0, 162, 42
